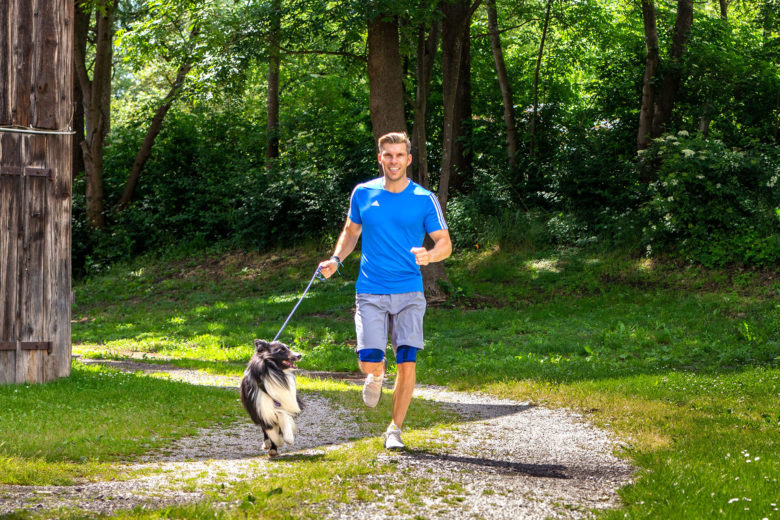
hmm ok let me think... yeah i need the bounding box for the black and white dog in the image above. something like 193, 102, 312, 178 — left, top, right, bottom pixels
240, 339, 303, 457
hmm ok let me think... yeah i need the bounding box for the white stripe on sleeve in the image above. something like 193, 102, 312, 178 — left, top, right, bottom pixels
428, 193, 448, 230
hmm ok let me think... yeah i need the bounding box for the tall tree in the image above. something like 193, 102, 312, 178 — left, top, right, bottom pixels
439, 0, 480, 209
486, 0, 519, 176
410, 20, 440, 189
367, 12, 408, 141
530, 0, 553, 156
72, 1, 88, 180
73, 0, 115, 229
650, 0, 694, 138
115, 1, 238, 208
116, 52, 195, 208
637, 0, 659, 150
637, 0, 695, 149
718, 0, 730, 20
266, 0, 282, 164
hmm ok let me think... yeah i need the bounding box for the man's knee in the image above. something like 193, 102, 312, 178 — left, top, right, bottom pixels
357, 348, 385, 376
396, 345, 418, 364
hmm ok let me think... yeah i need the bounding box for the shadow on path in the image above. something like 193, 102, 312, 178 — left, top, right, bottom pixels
403, 450, 569, 479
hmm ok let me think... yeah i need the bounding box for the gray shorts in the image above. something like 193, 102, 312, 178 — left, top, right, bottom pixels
355, 292, 426, 354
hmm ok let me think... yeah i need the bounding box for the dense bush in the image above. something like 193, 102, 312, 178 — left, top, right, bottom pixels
551, 129, 646, 245
72, 99, 374, 275
235, 164, 348, 250
639, 133, 780, 267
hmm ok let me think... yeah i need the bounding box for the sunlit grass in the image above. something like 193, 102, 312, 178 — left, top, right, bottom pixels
0, 362, 245, 485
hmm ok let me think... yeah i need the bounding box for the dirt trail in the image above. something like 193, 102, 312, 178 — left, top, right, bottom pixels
0, 360, 633, 519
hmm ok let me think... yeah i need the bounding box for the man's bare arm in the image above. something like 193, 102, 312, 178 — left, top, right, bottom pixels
410, 229, 452, 266
319, 218, 362, 279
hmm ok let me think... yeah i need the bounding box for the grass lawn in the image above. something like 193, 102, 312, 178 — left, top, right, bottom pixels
0, 362, 245, 486
1, 245, 777, 518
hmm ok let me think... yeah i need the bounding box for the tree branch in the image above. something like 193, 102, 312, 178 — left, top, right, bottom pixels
73, 45, 93, 109
473, 19, 539, 38
276, 44, 365, 62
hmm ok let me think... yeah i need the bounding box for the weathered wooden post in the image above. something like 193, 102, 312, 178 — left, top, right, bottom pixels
0, 0, 73, 384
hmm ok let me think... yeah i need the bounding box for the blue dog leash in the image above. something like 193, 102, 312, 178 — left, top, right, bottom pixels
272, 266, 326, 342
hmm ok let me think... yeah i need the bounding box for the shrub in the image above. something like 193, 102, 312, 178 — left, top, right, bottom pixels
550, 130, 647, 247
639, 133, 780, 267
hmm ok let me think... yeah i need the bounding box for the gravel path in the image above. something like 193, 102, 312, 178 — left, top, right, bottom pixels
0, 360, 633, 518
326, 386, 633, 519
0, 361, 364, 516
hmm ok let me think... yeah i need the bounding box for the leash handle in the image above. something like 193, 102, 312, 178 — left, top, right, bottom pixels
272, 266, 324, 342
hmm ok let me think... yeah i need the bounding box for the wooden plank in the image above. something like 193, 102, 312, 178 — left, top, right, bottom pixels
48, 0, 74, 381
19, 134, 48, 384
12, 0, 32, 127
32, 0, 58, 129
0, 352, 15, 384
0, 0, 10, 124
0, 166, 23, 176
0, 133, 21, 384
56, 2, 73, 127
21, 350, 44, 384
49, 134, 72, 380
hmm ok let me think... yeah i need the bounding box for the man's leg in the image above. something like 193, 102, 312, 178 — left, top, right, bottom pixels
355, 294, 389, 408
358, 349, 386, 407
358, 360, 384, 378
383, 345, 418, 450
391, 360, 416, 429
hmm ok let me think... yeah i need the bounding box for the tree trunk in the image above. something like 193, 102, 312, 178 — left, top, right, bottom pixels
530, 0, 553, 156
775, 83, 780, 145
698, 103, 711, 137
440, 0, 479, 209
266, 0, 281, 164
410, 21, 440, 189
637, 0, 659, 151
450, 20, 472, 194
116, 61, 193, 209
72, 1, 88, 177
367, 14, 408, 142
719, 0, 728, 20
441, 0, 473, 196
74, 0, 114, 229
650, 0, 694, 138
419, 235, 447, 302
486, 0, 519, 176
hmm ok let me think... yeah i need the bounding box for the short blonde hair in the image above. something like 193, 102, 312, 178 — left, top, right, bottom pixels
377, 132, 411, 154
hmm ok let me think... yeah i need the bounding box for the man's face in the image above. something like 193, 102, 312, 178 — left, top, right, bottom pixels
378, 142, 412, 183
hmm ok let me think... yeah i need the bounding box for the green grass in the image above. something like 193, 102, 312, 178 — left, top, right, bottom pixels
2, 245, 778, 518
0, 362, 244, 485
104, 379, 461, 520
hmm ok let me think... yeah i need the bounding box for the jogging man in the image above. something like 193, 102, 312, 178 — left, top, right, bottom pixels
318, 131, 451, 450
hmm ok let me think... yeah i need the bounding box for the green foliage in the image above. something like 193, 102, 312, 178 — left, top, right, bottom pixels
235, 164, 348, 250
73, 83, 373, 274
74, 0, 780, 274
551, 130, 644, 241
639, 133, 780, 267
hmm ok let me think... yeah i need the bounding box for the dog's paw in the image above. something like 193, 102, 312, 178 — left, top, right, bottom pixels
263, 439, 273, 451
268, 448, 278, 458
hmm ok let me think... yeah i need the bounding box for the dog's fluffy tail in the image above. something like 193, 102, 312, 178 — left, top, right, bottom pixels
240, 374, 264, 425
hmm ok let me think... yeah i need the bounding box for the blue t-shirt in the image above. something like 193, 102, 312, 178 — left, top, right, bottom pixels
348, 177, 448, 294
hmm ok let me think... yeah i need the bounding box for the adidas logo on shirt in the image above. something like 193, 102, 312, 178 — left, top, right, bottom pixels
371, 201, 380, 207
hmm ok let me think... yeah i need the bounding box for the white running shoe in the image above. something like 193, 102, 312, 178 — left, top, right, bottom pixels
384, 423, 405, 450
362, 372, 384, 407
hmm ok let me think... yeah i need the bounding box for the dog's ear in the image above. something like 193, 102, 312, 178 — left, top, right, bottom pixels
254, 339, 270, 352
